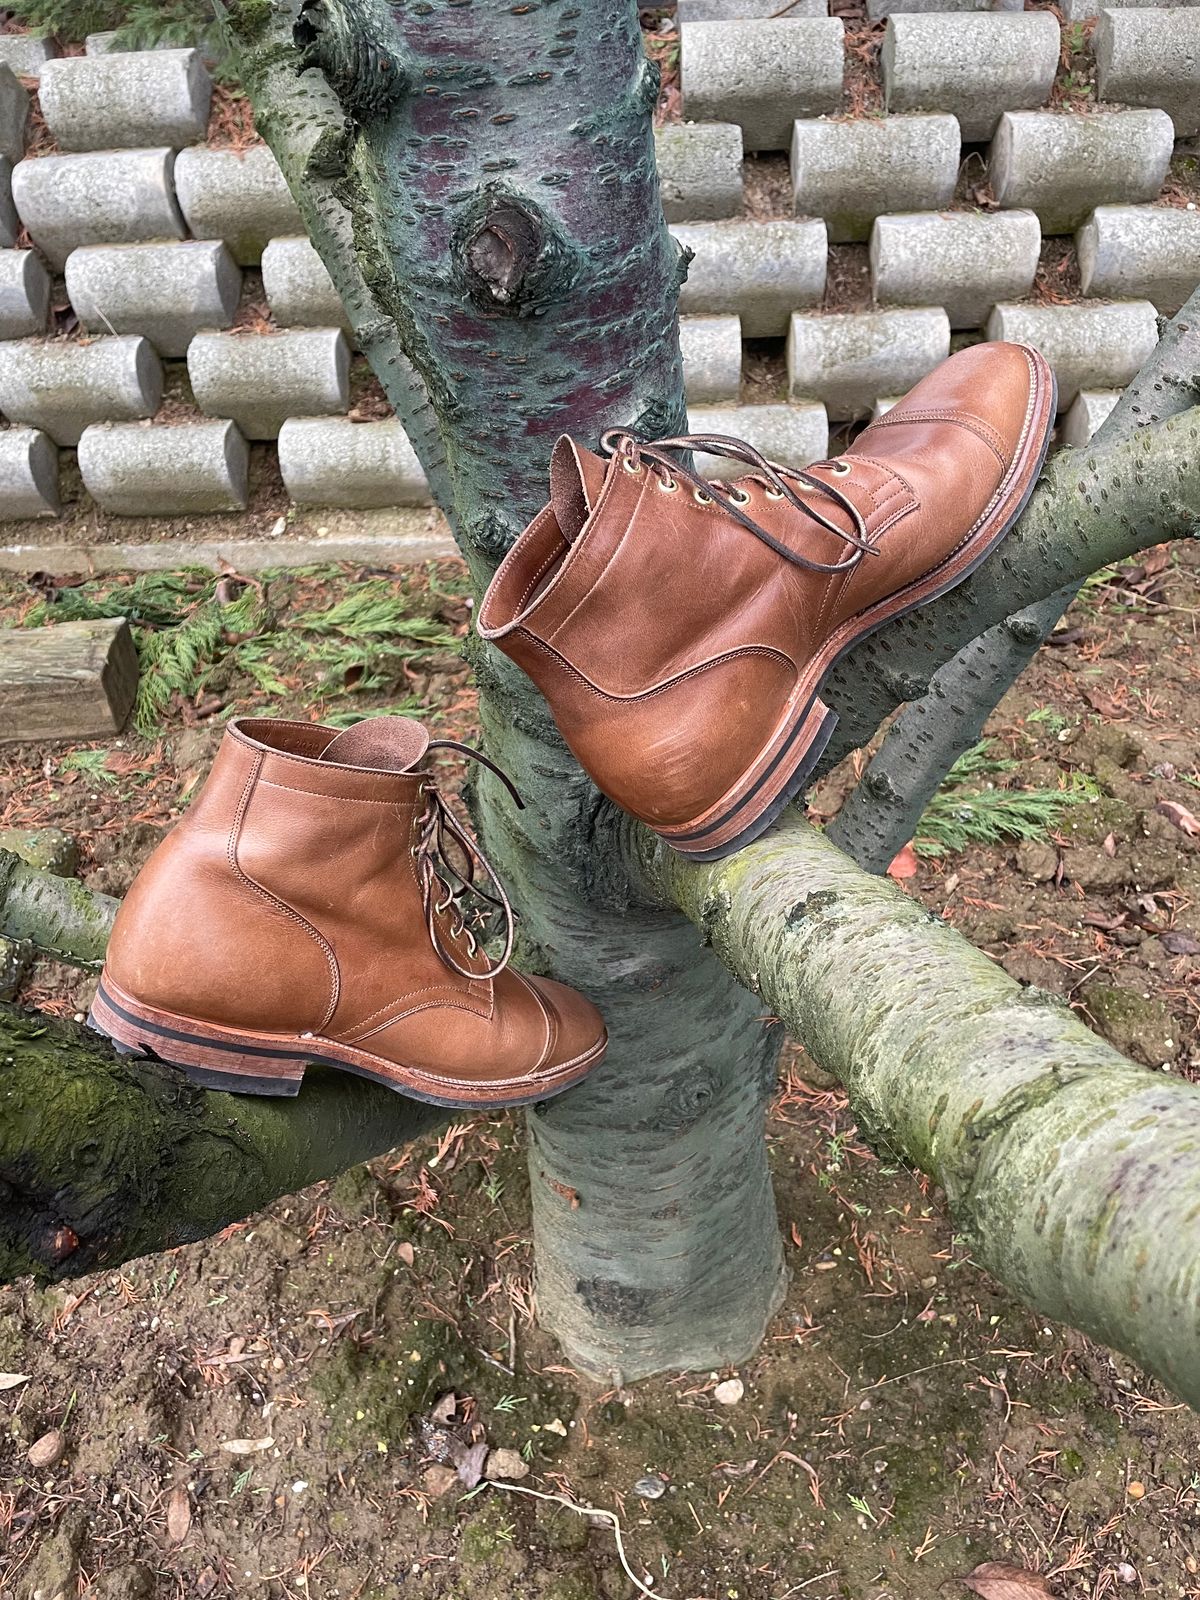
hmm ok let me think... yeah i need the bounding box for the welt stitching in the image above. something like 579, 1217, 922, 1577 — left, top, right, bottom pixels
231, 757, 341, 1029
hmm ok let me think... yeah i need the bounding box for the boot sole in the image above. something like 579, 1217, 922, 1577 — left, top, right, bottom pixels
88, 976, 607, 1110
658, 352, 1058, 862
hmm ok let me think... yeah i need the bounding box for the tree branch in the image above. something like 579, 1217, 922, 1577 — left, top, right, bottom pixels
0, 848, 116, 968
636, 815, 1200, 1409
815, 401, 1200, 777
0, 1005, 440, 1283
829, 292, 1200, 869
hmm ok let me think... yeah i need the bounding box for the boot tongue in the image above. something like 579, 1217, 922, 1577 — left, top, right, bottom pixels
318, 716, 429, 773
549, 435, 609, 541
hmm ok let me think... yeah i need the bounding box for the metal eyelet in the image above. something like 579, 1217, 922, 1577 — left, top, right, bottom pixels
764, 488, 785, 500
730, 488, 752, 506
622, 457, 643, 476
829, 460, 852, 476
693, 489, 713, 505
658, 477, 679, 493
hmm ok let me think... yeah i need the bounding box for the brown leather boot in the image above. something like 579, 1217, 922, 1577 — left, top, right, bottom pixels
90, 716, 606, 1106
479, 341, 1056, 860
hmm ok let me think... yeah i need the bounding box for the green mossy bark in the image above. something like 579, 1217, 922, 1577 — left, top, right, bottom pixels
641, 815, 1200, 1408
0, 1006, 440, 1282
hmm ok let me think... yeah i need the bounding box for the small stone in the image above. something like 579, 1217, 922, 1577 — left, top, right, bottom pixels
1127, 1480, 1145, 1499
713, 1378, 744, 1405
633, 1475, 666, 1499
484, 1447, 530, 1482
27, 1429, 66, 1470
1116, 1563, 1137, 1584
1016, 840, 1058, 883
543, 1418, 568, 1437
422, 1464, 459, 1497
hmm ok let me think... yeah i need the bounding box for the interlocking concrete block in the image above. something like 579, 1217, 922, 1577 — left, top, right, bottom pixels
681, 20, 844, 150
1096, 9, 1200, 136
0, 35, 57, 80
13, 148, 185, 270
1077, 204, 1200, 316
1060, 389, 1122, 446
0, 63, 28, 164
680, 314, 742, 403
187, 328, 350, 440
655, 122, 743, 223
872, 396, 902, 419
0, 156, 19, 248
673, 219, 827, 336
261, 236, 351, 336
882, 13, 1059, 140
787, 308, 950, 419
990, 110, 1174, 235
868, 0, 1021, 12
985, 301, 1159, 408
791, 114, 959, 243
1063, 0, 1200, 21
78, 418, 249, 514
0, 428, 59, 520
869, 209, 1040, 329
65, 240, 241, 358
687, 403, 830, 478
174, 144, 303, 266
0, 336, 163, 446
38, 49, 211, 153
679, 0, 826, 15
0, 250, 50, 340
278, 417, 429, 508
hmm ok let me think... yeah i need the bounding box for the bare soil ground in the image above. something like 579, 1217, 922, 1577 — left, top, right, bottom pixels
2, 544, 1200, 1600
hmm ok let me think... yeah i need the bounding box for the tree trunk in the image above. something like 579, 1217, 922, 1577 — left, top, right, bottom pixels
5, 0, 1200, 1400
217, 0, 787, 1378
829, 292, 1200, 871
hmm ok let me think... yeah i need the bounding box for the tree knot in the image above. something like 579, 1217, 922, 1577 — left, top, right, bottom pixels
455, 188, 583, 316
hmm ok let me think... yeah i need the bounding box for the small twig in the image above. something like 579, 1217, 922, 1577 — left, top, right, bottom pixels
481, 1480, 665, 1600
779, 1573, 840, 1598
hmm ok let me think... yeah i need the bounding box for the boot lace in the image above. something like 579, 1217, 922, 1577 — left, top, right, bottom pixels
599, 429, 881, 576
413, 740, 523, 982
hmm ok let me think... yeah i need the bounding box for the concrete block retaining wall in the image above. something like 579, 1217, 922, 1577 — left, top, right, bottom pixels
0, 21, 1198, 530
681, 20, 844, 149
78, 419, 249, 514
985, 301, 1160, 408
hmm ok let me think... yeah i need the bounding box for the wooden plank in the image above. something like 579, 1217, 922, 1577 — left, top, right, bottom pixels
0, 617, 139, 743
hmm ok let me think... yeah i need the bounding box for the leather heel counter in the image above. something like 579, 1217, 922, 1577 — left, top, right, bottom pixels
103, 805, 335, 1033
528, 644, 798, 829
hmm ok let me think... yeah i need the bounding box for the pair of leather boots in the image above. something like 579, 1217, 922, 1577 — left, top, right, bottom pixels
93, 343, 1055, 1108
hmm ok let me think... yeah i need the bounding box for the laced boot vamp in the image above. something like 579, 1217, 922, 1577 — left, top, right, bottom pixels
479, 340, 1056, 859
91, 715, 606, 1106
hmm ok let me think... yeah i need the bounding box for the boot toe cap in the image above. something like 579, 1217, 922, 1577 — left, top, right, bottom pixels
525, 973, 607, 1075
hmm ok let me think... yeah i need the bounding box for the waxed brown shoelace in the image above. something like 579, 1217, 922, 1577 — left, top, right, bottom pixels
599, 429, 881, 576
414, 740, 523, 982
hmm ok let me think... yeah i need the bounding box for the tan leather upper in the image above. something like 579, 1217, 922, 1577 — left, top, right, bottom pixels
478, 342, 1047, 829
103, 717, 604, 1090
